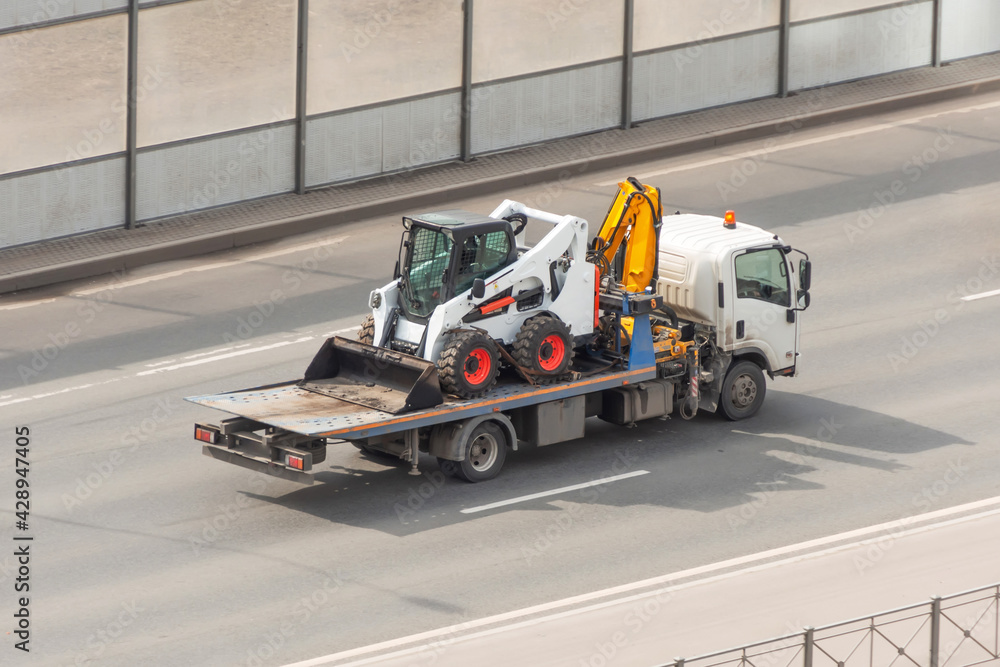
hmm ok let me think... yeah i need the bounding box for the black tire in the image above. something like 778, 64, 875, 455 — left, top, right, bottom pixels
437, 458, 460, 478
351, 441, 400, 461
358, 314, 375, 345
305, 440, 327, 466
437, 331, 500, 399
512, 316, 573, 379
717, 360, 766, 421
455, 421, 507, 483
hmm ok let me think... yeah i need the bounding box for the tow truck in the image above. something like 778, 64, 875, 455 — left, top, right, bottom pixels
189, 180, 811, 483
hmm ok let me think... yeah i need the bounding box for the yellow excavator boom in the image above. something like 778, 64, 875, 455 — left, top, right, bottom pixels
593, 177, 662, 293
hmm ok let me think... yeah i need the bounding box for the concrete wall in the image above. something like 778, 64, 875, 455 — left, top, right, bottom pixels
2, 0, 999, 248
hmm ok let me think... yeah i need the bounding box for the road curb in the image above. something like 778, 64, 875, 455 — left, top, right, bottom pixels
3, 74, 1000, 296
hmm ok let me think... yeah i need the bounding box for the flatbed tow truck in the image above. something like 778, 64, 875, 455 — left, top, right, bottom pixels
188, 325, 660, 484
189, 182, 811, 483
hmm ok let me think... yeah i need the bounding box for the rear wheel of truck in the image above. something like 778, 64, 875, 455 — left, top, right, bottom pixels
358, 315, 375, 345
455, 421, 507, 482
718, 360, 766, 421
437, 331, 500, 399
437, 458, 460, 478
512, 315, 573, 379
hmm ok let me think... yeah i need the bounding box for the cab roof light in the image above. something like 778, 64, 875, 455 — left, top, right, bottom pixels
724, 211, 736, 229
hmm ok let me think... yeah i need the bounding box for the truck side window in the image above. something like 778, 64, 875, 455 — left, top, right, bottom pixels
735, 248, 790, 306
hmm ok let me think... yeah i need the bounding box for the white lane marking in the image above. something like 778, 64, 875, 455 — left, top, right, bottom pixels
595, 99, 1000, 186
324, 326, 361, 337
0, 327, 359, 410
0, 398, 31, 408
74, 234, 349, 295
0, 377, 123, 408
285, 493, 1000, 666
460, 470, 651, 514
961, 287, 1000, 302
144, 359, 178, 368
318, 506, 1000, 667
136, 337, 315, 376
0, 234, 349, 309
183, 344, 251, 360
0, 299, 56, 311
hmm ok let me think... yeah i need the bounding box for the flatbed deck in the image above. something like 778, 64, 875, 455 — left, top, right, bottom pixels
186, 363, 658, 441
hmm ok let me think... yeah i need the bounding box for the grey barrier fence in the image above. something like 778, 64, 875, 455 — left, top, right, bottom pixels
2, 0, 1000, 249
663, 582, 1000, 667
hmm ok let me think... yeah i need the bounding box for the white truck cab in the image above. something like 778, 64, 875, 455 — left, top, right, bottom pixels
656, 212, 811, 416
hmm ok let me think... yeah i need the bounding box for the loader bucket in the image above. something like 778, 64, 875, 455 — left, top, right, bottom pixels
298, 337, 443, 414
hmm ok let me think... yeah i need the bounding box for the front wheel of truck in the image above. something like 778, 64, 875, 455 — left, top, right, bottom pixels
717, 360, 766, 421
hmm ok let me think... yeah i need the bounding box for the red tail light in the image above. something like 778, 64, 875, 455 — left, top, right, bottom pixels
194, 426, 219, 444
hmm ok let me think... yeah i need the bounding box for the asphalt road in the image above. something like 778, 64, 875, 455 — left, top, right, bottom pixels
1, 90, 999, 666
327, 505, 1000, 667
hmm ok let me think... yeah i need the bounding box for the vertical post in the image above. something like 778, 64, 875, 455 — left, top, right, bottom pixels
621, 0, 634, 130
124, 0, 139, 229
461, 0, 474, 161
803, 627, 814, 667
778, 0, 791, 98
674, 658, 685, 667
406, 429, 420, 475
931, 0, 943, 67
295, 0, 309, 194
930, 596, 942, 667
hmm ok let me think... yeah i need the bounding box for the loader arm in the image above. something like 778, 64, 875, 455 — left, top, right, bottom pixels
593, 177, 662, 293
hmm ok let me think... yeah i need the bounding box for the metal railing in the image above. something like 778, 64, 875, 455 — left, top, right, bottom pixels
664, 583, 1000, 667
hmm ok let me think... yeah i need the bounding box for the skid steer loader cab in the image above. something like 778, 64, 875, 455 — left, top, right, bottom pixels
396, 211, 518, 322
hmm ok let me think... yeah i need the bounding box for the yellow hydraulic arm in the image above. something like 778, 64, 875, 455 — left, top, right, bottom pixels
592, 177, 662, 292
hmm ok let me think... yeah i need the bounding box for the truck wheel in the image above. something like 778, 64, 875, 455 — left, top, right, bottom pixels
512, 316, 573, 378
437, 331, 500, 399
455, 421, 507, 482
358, 445, 399, 461
358, 315, 375, 345
437, 458, 460, 478
718, 360, 766, 421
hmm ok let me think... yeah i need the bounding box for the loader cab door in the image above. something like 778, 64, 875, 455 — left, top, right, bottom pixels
731, 247, 798, 373
398, 225, 454, 320
451, 226, 517, 297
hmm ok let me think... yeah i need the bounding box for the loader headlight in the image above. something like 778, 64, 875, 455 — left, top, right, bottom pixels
370, 291, 382, 309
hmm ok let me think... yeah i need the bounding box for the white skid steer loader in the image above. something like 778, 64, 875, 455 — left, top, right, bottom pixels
298, 181, 663, 412
361, 201, 596, 399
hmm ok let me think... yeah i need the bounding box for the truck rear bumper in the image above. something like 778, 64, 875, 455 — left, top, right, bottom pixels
201, 443, 316, 485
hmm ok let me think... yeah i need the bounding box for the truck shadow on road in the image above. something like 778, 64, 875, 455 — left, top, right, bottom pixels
241, 389, 973, 537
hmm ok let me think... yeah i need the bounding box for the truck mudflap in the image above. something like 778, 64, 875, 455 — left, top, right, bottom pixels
300, 337, 443, 414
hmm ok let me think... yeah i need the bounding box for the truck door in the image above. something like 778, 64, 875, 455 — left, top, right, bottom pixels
731, 247, 798, 373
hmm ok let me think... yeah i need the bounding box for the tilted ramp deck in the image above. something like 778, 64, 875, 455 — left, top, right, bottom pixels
185, 364, 658, 441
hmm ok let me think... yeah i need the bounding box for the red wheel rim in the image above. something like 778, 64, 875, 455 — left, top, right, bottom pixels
537, 334, 566, 372
464, 348, 492, 385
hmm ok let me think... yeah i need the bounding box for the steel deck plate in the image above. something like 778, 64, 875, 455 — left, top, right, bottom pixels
185, 366, 657, 439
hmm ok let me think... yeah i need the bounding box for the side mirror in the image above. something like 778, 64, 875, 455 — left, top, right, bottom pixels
799, 259, 812, 292
472, 278, 486, 299
797, 290, 811, 310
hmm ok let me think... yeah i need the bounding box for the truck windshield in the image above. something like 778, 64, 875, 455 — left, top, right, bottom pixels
400, 226, 453, 319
